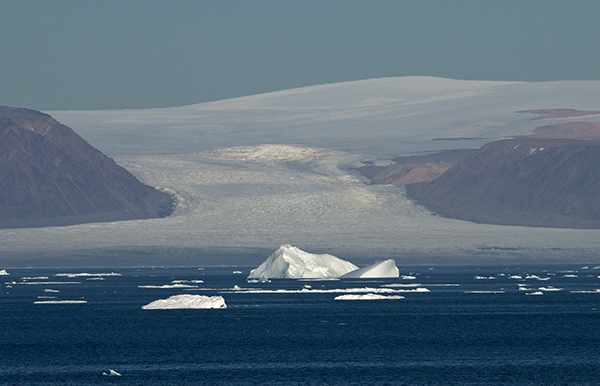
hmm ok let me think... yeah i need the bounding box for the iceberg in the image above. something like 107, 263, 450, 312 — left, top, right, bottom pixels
0, 269, 9, 275
141, 294, 227, 310
247, 244, 358, 279
340, 259, 399, 278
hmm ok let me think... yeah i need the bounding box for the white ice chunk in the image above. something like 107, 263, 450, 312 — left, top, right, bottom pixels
247, 244, 358, 279
55, 272, 121, 278
526, 291, 544, 295
142, 294, 227, 309
102, 370, 122, 377
33, 300, 87, 304
340, 259, 399, 278
538, 286, 563, 291
138, 284, 199, 289
0, 270, 9, 276
335, 293, 405, 300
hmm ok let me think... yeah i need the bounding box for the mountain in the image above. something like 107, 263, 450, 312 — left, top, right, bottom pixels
0, 106, 174, 228
406, 123, 600, 229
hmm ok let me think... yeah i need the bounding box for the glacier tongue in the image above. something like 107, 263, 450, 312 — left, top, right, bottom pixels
247, 244, 358, 279
340, 259, 400, 278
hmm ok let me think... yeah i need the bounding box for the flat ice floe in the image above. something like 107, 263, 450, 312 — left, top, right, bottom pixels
55, 272, 122, 277
334, 293, 405, 300
138, 284, 199, 289
33, 300, 87, 304
224, 286, 429, 294
142, 294, 227, 309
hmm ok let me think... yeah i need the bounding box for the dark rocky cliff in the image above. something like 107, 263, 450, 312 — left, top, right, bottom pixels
406, 136, 600, 229
0, 106, 174, 228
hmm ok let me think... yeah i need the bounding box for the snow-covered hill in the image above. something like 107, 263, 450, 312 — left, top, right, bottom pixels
2, 77, 600, 265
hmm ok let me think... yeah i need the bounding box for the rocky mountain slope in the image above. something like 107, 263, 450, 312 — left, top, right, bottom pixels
406, 123, 600, 229
0, 106, 174, 228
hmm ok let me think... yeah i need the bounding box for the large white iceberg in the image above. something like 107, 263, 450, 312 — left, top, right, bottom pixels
0, 269, 9, 276
247, 244, 358, 279
141, 294, 227, 310
340, 259, 399, 278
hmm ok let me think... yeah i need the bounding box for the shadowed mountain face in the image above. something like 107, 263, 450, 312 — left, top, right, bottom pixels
0, 106, 174, 228
406, 136, 600, 229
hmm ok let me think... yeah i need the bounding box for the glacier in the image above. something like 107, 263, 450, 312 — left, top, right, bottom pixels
1, 77, 600, 265
340, 259, 399, 278
141, 294, 227, 309
247, 244, 358, 279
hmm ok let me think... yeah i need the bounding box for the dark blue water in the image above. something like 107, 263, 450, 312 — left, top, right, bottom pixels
1, 264, 600, 385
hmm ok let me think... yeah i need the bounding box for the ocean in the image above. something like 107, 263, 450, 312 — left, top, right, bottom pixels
1, 264, 599, 385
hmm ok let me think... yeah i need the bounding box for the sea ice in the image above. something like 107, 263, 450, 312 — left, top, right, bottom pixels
526, 291, 544, 296
141, 294, 227, 309
102, 370, 122, 377
340, 259, 399, 278
334, 293, 405, 300
33, 300, 87, 304
247, 244, 358, 279
0, 270, 9, 275
138, 284, 199, 289
55, 272, 121, 277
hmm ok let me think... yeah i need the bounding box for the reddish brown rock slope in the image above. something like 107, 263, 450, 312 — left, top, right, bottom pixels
0, 106, 174, 228
406, 135, 600, 229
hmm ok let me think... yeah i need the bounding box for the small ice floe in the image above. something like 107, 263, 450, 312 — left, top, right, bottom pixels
171, 280, 204, 284
563, 274, 578, 278
509, 275, 523, 279
142, 294, 227, 309
526, 291, 544, 296
334, 293, 405, 300
474, 276, 496, 280
0, 270, 10, 276
538, 286, 563, 292
401, 275, 417, 280
44, 289, 60, 293
55, 272, 121, 278
247, 278, 271, 283
227, 287, 429, 294
102, 369, 122, 377
570, 289, 600, 294
138, 284, 199, 289
233, 270, 243, 274
33, 300, 87, 304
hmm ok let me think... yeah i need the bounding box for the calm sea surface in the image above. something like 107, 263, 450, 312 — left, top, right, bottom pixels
1, 264, 599, 385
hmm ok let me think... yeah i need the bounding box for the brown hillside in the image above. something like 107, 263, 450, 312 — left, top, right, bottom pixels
0, 106, 174, 228
406, 136, 600, 229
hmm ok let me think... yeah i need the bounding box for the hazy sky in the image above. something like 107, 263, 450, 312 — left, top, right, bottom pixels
1, 0, 599, 111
